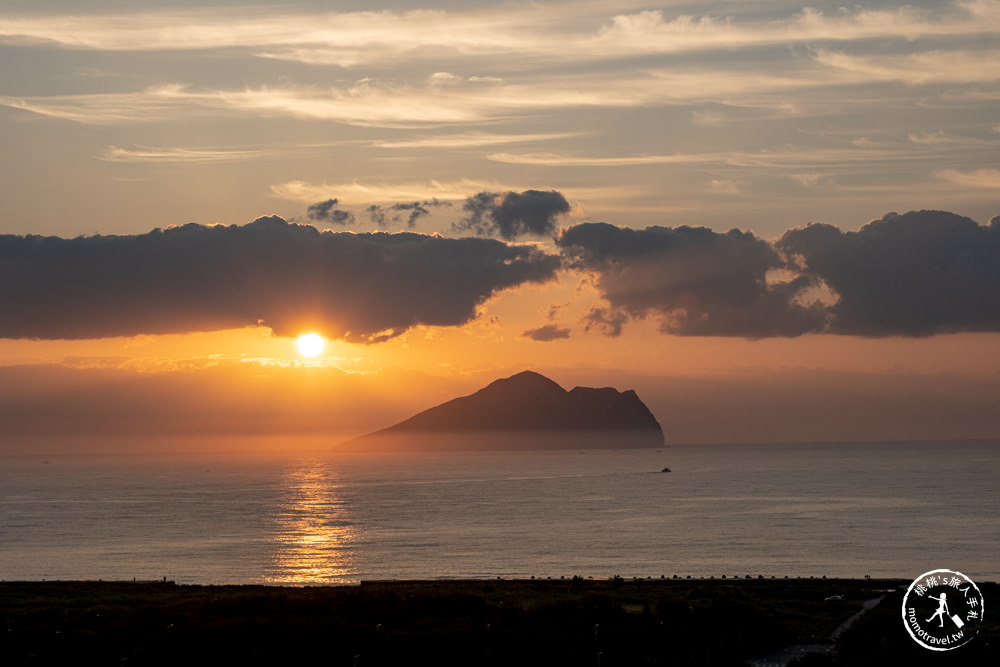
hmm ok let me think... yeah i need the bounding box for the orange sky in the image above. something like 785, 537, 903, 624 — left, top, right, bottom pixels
4, 307, 1000, 453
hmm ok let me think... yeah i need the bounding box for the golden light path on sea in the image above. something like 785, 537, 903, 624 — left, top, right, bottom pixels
265, 459, 359, 584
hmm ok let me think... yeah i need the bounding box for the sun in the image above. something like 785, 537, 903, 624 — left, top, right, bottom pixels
296, 333, 325, 357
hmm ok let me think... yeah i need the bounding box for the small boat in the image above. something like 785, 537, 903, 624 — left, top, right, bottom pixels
660, 467, 671, 473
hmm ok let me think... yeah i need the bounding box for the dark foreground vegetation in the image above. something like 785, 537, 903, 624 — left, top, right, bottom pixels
1, 577, 996, 666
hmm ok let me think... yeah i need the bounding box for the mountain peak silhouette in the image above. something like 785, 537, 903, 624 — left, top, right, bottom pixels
340, 371, 664, 451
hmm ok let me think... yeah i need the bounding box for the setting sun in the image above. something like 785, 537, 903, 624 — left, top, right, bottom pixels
296, 333, 325, 357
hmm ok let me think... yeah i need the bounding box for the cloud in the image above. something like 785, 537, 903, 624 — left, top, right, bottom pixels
3, 3, 990, 63
0, 217, 560, 342
3, 208, 998, 344
522, 324, 571, 342
936, 168, 1000, 189
557, 222, 827, 337
372, 132, 579, 149
96, 145, 270, 163
427, 72, 503, 88
363, 200, 452, 228
789, 173, 825, 188
560, 211, 1000, 339
8, 54, 961, 131
5, 3, 999, 141
812, 48, 1000, 86
364, 204, 386, 227
582, 307, 629, 338
270, 179, 506, 205
7, 41, 996, 131
707, 179, 743, 195
778, 210, 1000, 336
593, 5, 992, 54
0, 81, 492, 127
486, 146, 920, 171
487, 152, 707, 166
306, 199, 355, 225
455, 189, 571, 240
393, 202, 431, 228
0, 85, 193, 125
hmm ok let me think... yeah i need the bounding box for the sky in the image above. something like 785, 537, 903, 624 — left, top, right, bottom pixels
1, 0, 999, 452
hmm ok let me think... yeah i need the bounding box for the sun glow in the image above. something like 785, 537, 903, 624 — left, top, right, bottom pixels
296, 333, 325, 357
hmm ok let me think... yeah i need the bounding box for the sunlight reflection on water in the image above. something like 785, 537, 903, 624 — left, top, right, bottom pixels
263, 459, 359, 584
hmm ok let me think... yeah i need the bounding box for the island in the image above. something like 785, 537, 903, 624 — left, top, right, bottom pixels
338, 370, 665, 451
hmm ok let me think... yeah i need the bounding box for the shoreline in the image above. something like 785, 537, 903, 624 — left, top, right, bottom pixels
5, 574, 995, 587
3, 578, 996, 665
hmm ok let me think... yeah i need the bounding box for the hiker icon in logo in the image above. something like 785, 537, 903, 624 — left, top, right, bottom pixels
902, 569, 985, 651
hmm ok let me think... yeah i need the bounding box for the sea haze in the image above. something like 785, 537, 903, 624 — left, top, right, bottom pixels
1, 440, 997, 584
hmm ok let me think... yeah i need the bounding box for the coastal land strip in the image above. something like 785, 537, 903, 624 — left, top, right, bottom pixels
1, 577, 996, 666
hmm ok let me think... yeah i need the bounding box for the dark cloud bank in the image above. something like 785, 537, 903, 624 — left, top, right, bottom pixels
558, 222, 825, 337
2, 208, 998, 342
779, 211, 1000, 336
558, 210, 1000, 338
0, 216, 559, 342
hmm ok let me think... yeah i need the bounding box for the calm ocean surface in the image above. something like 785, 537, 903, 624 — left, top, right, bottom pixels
1, 441, 997, 584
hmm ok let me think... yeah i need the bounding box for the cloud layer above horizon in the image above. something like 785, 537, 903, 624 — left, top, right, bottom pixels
560, 210, 1000, 337
0, 216, 560, 342
3, 207, 999, 341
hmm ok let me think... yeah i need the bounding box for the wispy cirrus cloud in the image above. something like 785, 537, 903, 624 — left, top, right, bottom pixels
488, 152, 713, 167
3, 80, 506, 127
213, 83, 492, 126
4, 43, 997, 129
97, 145, 272, 163
0, 9, 467, 53
371, 131, 580, 149
936, 168, 1000, 188
488, 143, 995, 172
812, 48, 1000, 85
4, 2, 995, 64
0, 85, 192, 124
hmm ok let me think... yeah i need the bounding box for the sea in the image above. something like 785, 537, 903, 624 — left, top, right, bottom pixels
1, 440, 997, 585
